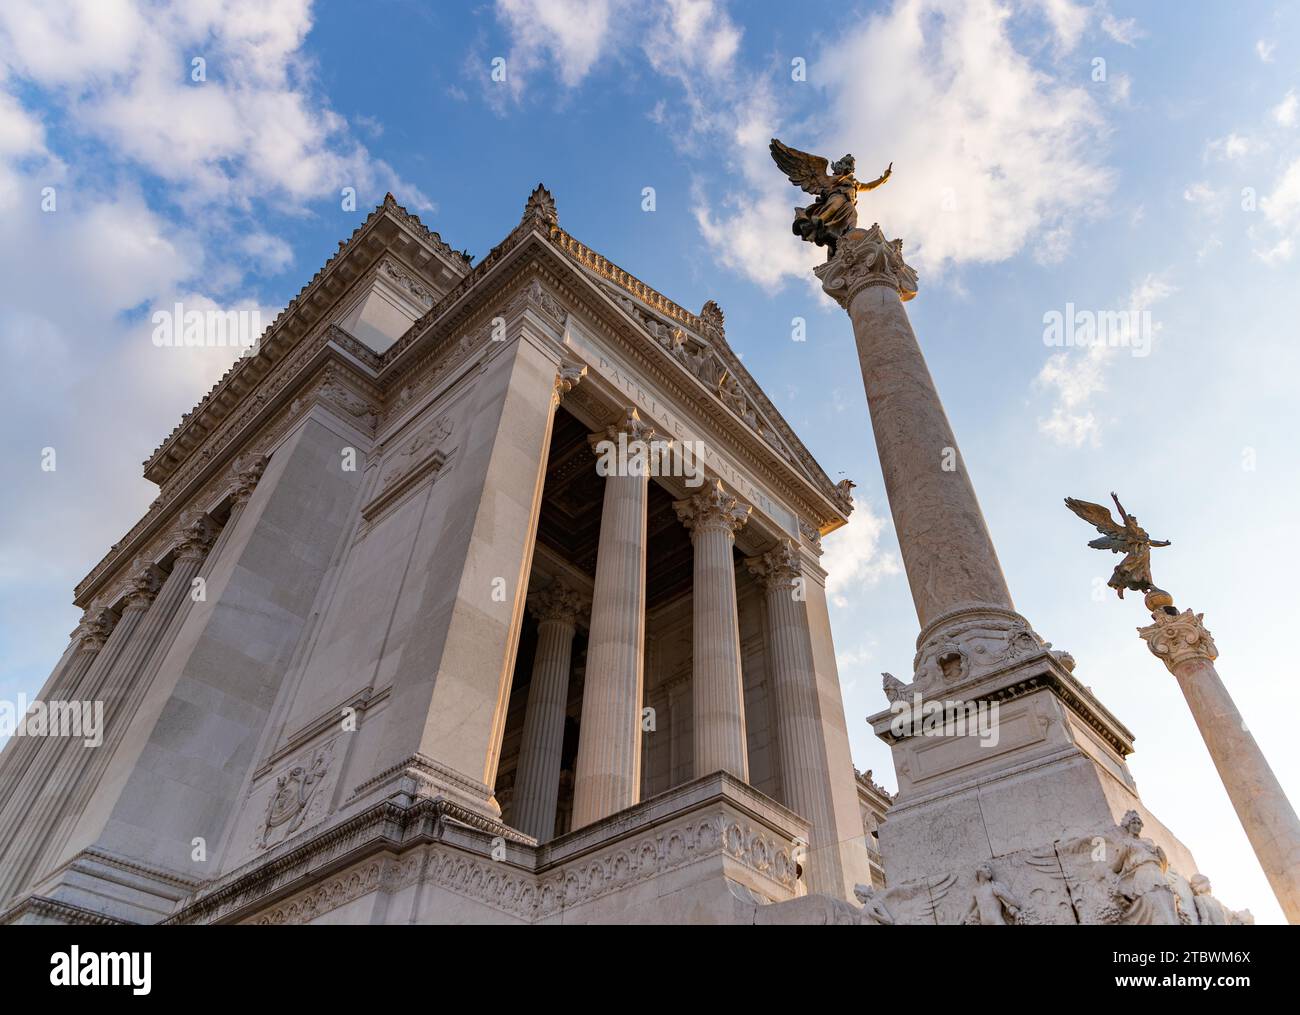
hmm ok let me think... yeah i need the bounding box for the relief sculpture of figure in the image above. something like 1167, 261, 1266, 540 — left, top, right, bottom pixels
964, 862, 1022, 925
1190, 874, 1235, 926
1111, 810, 1181, 924
1065, 492, 1171, 600
769, 138, 892, 255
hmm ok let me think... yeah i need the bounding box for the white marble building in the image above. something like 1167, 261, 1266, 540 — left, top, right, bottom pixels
0, 187, 1249, 925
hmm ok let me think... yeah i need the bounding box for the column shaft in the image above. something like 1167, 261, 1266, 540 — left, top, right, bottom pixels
749, 542, 843, 895
572, 411, 652, 829
33, 548, 209, 883
512, 585, 581, 842
676, 481, 751, 781
818, 232, 1012, 627
1172, 657, 1300, 923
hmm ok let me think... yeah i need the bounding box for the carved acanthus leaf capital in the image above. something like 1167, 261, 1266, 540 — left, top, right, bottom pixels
553, 362, 586, 403
231, 453, 270, 507
744, 539, 802, 591
592, 406, 657, 447
175, 516, 217, 562
814, 223, 918, 308
1138, 608, 1218, 672
674, 479, 751, 537
527, 581, 589, 627
123, 561, 164, 610
72, 609, 115, 652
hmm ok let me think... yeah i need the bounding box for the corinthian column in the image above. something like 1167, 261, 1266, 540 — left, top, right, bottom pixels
513, 582, 585, 842
571, 409, 654, 828
745, 539, 843, 894
675, 479, 751, 781
0, 566, 161, 903
29, 519, 219, 886
1139, 606, 1300, 924
816, 226, 1013, 628
0, 611, 112, 814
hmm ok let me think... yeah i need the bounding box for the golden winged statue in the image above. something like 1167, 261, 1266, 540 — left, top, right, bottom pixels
769, 138, 891, 255
1064, 493, 1171, 599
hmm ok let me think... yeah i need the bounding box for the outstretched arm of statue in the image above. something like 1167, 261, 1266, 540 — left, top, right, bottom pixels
857, 163, 892, 191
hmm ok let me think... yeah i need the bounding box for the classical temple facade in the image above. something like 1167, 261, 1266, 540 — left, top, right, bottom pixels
0, 188, 882, 924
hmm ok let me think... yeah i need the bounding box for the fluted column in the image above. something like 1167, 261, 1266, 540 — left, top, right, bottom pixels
1140, 607, 1300, 924
30, 520, 218, 885
0, 611, 112, 814
513, 582, 585, 842
572, 409, 654, 828
0, 566, 161, 902
745, 540, 843, 889
675, 479, 751, 781
816, 226, 1012, 628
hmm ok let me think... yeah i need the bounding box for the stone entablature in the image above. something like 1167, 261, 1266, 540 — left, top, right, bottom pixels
79, 188, 853, 609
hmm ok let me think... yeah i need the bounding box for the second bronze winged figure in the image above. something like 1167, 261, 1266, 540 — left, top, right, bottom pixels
1064, 493, 1171, 599
769, 138, 892, 255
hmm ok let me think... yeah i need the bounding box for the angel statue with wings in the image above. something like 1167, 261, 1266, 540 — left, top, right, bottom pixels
1064, 492, 1171, 599
769, 138, 892, 255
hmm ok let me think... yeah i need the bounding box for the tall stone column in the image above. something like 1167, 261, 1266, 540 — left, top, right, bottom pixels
572, 409, 654, 829
512, 582, 585, 842
1140, 606, 1300, 924
674, 480, 751, 781
746, 539, 844, 895
28, 520, 219, 887
0, 611, 113, 814
0, 566, 161, 903
816, 225, 1013, 628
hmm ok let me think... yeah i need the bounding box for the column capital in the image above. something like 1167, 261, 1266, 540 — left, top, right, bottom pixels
174, 517, 217, 562
814, 223, 918, 309
73, 608, 115, 651
589, 406, 657, 447
1138, 607, 1219, 673
122, 564, 164, 611
553, 362, 587, 405
527, 581, 589, 627
744, 538, 802, 592
231, 452, 270, 506
674, 479, 750, 538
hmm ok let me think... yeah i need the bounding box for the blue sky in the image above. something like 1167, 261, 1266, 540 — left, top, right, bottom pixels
2, 1, 1298, 921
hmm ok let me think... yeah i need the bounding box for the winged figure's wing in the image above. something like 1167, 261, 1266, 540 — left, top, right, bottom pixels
769, 138, 833, 196
1087, 535, 1127, 552
1064, 497, 1125, 539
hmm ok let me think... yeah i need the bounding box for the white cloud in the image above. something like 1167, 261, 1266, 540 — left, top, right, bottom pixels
1205, 132, 1254, 161
1100, 13, 1144, 46
493, 0, 622, 101
1034, 273, 1175, 447
0, 0, 427, 210
821, 499, 902, 608
1034, 0, 1090, 51
1273, 90, 1298, 128
1256, 39, 1276, 63
1183, 181, 1215, 204
696, 0, 1114, 283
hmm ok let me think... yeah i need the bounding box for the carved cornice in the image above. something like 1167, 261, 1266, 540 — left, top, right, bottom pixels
553, 362, 586, 404
673, 479, 752, 537
230, 453, 270, 507
1138, 608, 1218, 673
815, 223, 919, 308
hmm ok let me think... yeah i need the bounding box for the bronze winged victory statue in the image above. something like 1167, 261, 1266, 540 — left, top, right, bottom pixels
769, 138, 892, 255
1064, 493, 1171, 599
